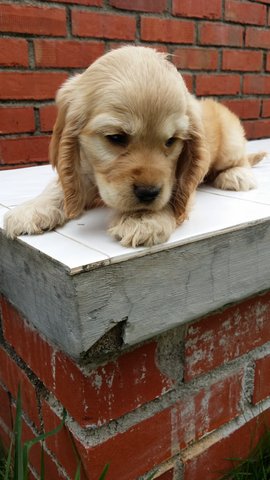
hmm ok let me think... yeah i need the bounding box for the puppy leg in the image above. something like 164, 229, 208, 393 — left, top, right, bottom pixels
213, 166, 257, 191
109, 206, 177, 247
4, 178, 67, 239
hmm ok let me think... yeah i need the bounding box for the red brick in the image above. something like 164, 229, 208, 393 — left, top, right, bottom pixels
243, 75, 270, 94
27, 472, 36, 480
174, 371, 243, 449
155, 470, 174, 480
42, 402, 83, 480
141, 17, 195, 43
0, 72, 67, 100
43, 402, 172, 480
0, 384, 12, 431
1, 297, 54, 388
41, 452, 67, 480
182, 74, 193, 92
110, 0, 167, 12
20, 415, 67, 480
47, 0, 101, 4
225, 0, 266, 25
267, 52, 270, 71
0, 107, 35, 134
43, 368, 242, 480
196, 74, 240, 96
199, 22, 243, 46
183, 410, 270, 480
246, 27, 270, 48
20, 418, 42, 463
2, 324, 171, 430
221, 99, 260, 120
173, 47, 218, 70
0, 3, 66, 36
184, 292, 270, 381
108, 41, 134, 51
253, 355, 270, 404
262, 99, 270, 117
30, 437, 66, 480
32, 450, 66, 480
173, 0, 222, 19
244, 119, 270, 139
0, 424, 11, 453
0, 347, 39, 426
0, 38, 28, 67
222, 49, 262, 71
34, 39, 104, 68
39, 105, 57, 132
72, 11, 136, 40
0, 136, 50, 165
108, 43, 168, 54
54, 342, 173, 427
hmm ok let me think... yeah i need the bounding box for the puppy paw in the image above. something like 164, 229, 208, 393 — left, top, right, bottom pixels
213, 167, 257, 191
109, 210, 176, 247
4, 204, 66, 239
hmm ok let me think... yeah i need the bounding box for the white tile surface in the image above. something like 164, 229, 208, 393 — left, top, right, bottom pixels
55, 191, 270, 264
20, 231, 109, 272
200, 139, 270, 205
56, 208, 146, 261
169, 190, 270, 245
0, 139, 270, 272
0, 165, 55, 207
0, 205, 9, 229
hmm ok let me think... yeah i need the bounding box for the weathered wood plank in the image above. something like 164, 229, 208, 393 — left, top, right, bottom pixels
0, 234, 82, 357
74, 219, 270, 350
1, 219, 270, 359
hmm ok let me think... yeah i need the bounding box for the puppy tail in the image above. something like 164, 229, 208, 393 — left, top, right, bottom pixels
247, 151, 268, 166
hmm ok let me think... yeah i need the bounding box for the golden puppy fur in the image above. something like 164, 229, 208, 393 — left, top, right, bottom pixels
4, 46, 266, 247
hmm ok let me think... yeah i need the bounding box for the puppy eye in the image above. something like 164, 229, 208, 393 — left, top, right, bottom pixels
106, 134, 129, 147
165, 137, 177, 147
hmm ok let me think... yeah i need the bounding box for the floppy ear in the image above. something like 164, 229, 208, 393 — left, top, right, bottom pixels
49, 75, 87, 219
172, 100, 210, 224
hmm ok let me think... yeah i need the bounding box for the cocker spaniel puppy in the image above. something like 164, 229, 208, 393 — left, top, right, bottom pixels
4, 46, 265, 247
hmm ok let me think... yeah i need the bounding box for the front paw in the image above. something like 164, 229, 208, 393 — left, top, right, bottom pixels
213, 167, 257, 191
109, 210, 176, 247
4, 204, 66, 239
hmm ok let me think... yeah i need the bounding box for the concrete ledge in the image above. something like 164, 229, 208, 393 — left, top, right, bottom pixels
0, 139, 270, 359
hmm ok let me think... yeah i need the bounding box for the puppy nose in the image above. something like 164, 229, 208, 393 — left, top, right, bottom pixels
133, 184, 161, 203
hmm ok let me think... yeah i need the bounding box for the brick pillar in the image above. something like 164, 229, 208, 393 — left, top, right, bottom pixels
1, 291, 270, 479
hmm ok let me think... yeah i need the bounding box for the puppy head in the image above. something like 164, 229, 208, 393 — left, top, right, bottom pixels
50, 46, 192, 217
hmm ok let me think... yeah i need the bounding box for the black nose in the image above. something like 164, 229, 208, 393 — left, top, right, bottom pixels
133, 184, 161, 203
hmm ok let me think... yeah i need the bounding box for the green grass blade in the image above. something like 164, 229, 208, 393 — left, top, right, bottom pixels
22, 445, 28, 480
22, 409, 66, 480
98, 464, 109, 480
3, 438, 13, 480
14, 385, 23, 480
74, 462, 81, 480
24, 410, 66, 451
40, 444, 45, 480
66, 428, 89, 480
145, 473, 158, 480
221, 425, 270, 480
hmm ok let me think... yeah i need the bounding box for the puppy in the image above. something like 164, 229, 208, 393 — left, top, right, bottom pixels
4, 46, 266, 247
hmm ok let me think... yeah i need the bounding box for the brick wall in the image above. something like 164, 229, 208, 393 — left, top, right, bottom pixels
0, 0, 270, 169
2, 291, 270, 479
